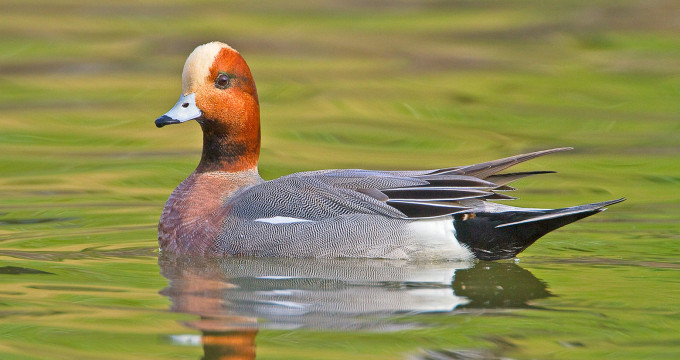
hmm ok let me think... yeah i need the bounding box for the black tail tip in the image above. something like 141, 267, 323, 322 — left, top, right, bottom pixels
594, 197, 626, 208
454, 198, 625, 261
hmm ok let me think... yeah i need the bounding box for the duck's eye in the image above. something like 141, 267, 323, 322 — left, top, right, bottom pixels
215, 73, 230, 89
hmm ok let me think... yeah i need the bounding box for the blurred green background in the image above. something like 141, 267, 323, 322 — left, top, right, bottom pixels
1, 1, 679, 359
2, 0, 679, 215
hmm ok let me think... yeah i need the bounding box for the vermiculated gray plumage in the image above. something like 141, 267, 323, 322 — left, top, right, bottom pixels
211, 148, 623, 260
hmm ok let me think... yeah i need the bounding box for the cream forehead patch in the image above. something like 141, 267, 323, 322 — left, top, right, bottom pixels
181, 42, 236, 94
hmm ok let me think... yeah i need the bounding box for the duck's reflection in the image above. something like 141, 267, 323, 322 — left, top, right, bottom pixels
159, 256, 551, 359
453, 262, 552, 309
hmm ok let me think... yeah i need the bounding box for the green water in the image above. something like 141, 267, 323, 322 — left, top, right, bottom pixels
1, 1, 679, 359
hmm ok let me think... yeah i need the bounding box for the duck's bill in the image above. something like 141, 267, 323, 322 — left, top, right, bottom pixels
155, 93, 202, 128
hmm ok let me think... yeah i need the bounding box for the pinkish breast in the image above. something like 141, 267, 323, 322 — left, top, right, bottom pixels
158, 169, 262, 255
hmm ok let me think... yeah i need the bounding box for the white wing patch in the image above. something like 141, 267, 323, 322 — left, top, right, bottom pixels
254, 216, 314, 224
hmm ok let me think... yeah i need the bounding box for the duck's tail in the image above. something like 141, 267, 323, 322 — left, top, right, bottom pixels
453, 198, 625, 260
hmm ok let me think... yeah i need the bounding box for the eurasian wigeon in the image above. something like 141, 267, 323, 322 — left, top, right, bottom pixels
155, 41, 623, 260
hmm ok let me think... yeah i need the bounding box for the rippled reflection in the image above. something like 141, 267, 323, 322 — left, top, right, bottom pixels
159, 255, 551, 359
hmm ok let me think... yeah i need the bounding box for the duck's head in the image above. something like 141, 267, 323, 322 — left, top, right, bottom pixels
156, 42, 260, 172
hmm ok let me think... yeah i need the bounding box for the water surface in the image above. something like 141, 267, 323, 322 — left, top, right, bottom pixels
1, 1, 679, 359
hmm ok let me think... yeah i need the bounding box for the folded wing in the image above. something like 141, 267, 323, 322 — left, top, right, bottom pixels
229, 148, 571, 221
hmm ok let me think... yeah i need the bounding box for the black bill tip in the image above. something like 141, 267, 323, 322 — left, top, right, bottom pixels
155, 115, 180, 128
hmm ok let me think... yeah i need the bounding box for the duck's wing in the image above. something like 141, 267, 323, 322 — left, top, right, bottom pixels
229, 148, 570, 221
228, 170, 425, 222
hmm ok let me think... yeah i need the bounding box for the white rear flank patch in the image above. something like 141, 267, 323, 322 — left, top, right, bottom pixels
254, 216, 313, 224
407, 217, 474, 260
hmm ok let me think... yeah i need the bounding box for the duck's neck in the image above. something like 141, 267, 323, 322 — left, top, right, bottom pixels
195, 118, 260, 173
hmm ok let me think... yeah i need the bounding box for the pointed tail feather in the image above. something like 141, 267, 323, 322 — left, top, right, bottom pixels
496, 198, 626, 228
453, 198, 625, 260
433, 147, 572, 179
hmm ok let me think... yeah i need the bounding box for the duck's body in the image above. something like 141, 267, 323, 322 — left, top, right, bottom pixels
156, 42, 623, 261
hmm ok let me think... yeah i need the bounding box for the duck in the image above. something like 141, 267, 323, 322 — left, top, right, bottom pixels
155, 41, 624, 261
